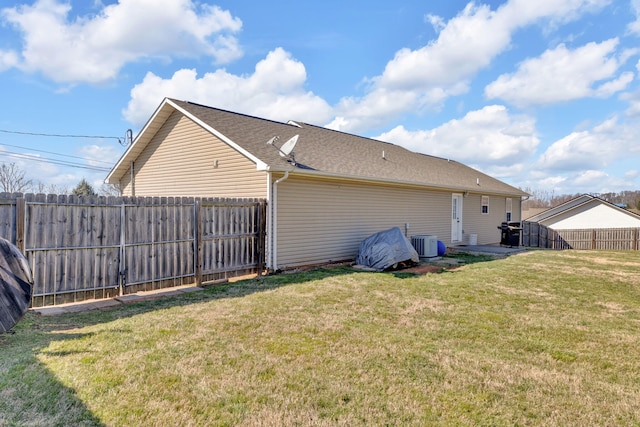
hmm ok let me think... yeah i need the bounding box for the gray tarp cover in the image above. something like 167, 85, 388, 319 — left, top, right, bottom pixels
356, 227, 419, 271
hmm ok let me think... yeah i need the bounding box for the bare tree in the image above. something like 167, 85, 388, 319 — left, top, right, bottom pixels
0, 162, 33, 193
35, 180, 69, 195
99, 183, 122, 197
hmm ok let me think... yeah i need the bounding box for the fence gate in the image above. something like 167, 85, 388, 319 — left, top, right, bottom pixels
0, 194, 266, 307
198, 200, 266, 283
120, 199, 197, 295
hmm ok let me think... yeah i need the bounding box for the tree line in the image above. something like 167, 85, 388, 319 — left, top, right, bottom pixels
521, 187, 640, 211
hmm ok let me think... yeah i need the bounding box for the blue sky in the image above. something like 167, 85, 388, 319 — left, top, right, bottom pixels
0, 0, 639, 196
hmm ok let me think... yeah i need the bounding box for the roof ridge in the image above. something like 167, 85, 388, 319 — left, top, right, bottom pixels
172, 99, 299, 129
298, 121, 465, 163
296, 121, 395, 146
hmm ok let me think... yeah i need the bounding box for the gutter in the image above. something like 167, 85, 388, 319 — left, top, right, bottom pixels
265, 165, 527, 198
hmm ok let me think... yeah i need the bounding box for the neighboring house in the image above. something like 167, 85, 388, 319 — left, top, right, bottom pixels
522, 207, 548, 220
525, 194, 640, 230
106, 98, 528, 270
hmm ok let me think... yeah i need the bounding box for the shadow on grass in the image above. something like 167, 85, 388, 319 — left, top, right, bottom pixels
0, 265, 365, 425
0, 322, 106, 426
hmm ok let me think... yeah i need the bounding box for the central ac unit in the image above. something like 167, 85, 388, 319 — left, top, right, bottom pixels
411, 235, 438, 258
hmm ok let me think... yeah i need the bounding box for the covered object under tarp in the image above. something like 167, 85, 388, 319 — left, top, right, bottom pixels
0, 238, 33, 332
355, 227, 419, 271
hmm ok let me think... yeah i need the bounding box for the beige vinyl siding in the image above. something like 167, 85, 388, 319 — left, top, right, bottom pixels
275, 175, 452, 268
120, 111, 267, 198
461, 194, 522, 244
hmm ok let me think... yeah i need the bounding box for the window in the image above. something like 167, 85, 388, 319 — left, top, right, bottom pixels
506, 198, 512, 222
481, 196, 489, 214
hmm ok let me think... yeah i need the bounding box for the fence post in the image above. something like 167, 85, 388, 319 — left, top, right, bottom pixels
194, 200, 202, 286
591, 229, 596, 250
15, 197, 25, 253
118, 202, 126, 296
257, 200, 267, 277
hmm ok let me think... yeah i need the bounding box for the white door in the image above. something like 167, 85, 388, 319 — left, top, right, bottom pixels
451, 193, 463, 242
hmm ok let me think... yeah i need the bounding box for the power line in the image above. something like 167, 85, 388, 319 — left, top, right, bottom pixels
0, 141, 114, 166
0, 127, 133, 146
0, 151, 111, 172
0, 128, 120, 141
0, 127, 131, 171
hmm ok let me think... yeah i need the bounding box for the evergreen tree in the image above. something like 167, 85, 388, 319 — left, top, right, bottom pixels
71, 178, 97, 196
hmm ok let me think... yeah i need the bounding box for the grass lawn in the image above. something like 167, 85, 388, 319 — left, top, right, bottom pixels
1, 250, 640, 426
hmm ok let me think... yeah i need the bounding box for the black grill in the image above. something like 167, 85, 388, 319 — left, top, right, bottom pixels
498, 222, 521, 247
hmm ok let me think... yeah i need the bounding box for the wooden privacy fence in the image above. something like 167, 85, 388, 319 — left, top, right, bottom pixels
0, 193, 266, 307
522, 221, 640, 251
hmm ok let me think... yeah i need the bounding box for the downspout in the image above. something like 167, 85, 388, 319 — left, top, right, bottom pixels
521, 195, 530, 221
270, 171, 289, 271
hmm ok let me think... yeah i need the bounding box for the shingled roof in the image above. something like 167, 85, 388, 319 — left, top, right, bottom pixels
108, 98, 527, 197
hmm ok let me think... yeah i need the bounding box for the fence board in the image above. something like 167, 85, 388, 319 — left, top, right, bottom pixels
523, 221, 640, 252
0, 194, 265, 306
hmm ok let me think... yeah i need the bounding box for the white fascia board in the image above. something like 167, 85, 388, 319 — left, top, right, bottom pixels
105, 98, 174, 183
167, 99, 269, 171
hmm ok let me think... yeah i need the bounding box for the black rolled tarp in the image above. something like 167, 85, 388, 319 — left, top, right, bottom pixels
355, 227, 419, 271
0, 238, 33, 333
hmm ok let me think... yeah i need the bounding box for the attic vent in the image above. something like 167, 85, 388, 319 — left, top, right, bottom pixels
287, 120, 302, 128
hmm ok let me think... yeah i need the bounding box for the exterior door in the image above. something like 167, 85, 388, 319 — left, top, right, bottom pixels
451, 193, 463, 242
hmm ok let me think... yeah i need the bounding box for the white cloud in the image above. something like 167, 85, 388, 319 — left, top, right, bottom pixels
629, 0, 640, 34
78, 144, 122, 167
378, 3, 509, 91
375, 105, 539, 169
0, 50, 18, 71
537, 116, 640, 171
1, 0, 242, 84
518, 169, 639, 196
573, 169, 609, 185
625, 169, 640, 179
123, 48, 333, 126
568, 169, 639, 193
538, 175, 568, 189
621, 68, 640, 116
594, 71, 634, 97
485, 39, 633, 106
424, 14, 445, 32
511, 0, 611, 31
328, 0, 611, 133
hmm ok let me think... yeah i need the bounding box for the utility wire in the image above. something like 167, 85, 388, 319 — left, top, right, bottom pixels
0, 127, 131, 171
0, 128, 123, 142
0, 141, 114, 166
0, 151, 110, 172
